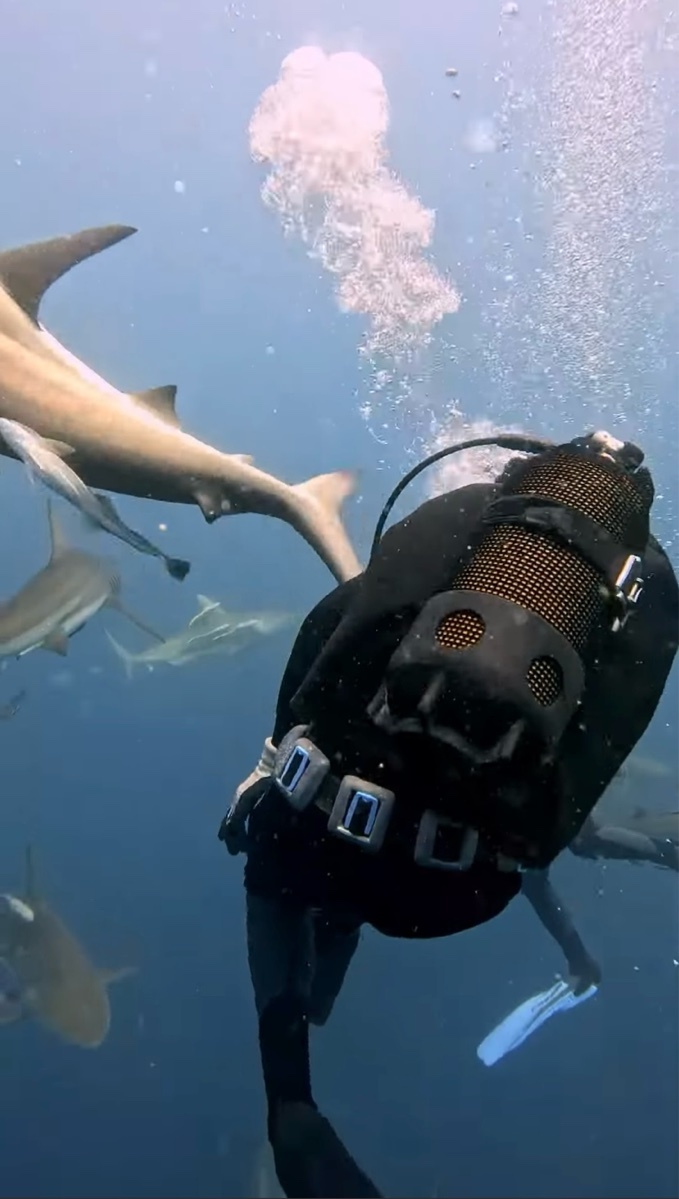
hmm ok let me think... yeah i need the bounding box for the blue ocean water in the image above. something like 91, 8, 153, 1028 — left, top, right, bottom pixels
0, 1, 677, 1196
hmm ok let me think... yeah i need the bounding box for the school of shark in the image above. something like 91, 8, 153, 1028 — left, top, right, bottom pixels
0, 222, 363, 1048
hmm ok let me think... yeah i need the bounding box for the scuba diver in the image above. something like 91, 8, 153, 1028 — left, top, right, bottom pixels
219, 429, 679, 1198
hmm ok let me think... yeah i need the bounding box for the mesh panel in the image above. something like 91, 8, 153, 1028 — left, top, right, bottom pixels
526, 656, 563, 706
447, 448, 647, 652
436, 609, 485, 649
512, 450, 647, 538
452, 526, 601, 649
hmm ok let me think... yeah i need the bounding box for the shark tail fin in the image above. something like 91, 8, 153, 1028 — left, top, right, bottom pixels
291, 470, 363, 583
166, 556, 191, 581
105, 631, 137, 680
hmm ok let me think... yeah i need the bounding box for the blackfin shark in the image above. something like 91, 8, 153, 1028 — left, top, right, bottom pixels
0, 501, 162, 659
0, 847, 134, 1048
0, 417, 190, 580
106, 593, 297, 676
0, 225, 362, 582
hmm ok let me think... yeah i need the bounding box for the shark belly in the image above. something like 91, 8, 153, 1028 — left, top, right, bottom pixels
5, 592, 109, 658
0, 334, 223, 503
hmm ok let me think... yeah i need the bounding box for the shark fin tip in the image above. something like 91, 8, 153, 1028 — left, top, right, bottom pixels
167, 557, 191, 581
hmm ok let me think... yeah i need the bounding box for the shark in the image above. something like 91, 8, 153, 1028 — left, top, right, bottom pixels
0, 417, 190, 580
593, 751, 679, 847
0, 501, 162, 659
0, 224, 362, 583
106, 593, 298, 676
0, 689, 25, 720
0, 847, 134, 1048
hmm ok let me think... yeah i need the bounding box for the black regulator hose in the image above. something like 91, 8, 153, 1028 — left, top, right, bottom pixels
369, 433, 554, 562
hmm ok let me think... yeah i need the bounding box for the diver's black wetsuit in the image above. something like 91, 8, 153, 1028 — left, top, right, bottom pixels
234, 481, 678, 1198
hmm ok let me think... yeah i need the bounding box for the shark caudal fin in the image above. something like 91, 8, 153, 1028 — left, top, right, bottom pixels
104, 631, 137, 681
291, 470, 363, 583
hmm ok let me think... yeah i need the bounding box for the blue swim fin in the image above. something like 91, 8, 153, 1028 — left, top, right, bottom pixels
476, 978, 597, 1067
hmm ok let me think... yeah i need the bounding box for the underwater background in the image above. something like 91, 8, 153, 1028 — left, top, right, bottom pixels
0, 0, 677, 1196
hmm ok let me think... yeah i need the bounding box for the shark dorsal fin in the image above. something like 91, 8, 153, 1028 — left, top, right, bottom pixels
0, 225, 137, 324
188, 595, 222, 629
131, 385, 180, 428
24, 844, 37, 905
196, 594, 219, 612
46, 499, 70, 559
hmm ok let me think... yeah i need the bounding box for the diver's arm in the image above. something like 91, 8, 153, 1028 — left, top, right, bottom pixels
521, 869, 601, 994
272, 579, 360, 744
222, 581, 361, 846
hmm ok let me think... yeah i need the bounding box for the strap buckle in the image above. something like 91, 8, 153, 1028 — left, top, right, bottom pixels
328, 776, 395, 853
414, 810, 479, 871
273, 727, 329, 811
610, 553, 643, 631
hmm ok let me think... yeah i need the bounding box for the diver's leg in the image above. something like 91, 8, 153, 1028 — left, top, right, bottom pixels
308, 911, 361, 1027
246, 891, 315, 1018
245, 893, 380, 1197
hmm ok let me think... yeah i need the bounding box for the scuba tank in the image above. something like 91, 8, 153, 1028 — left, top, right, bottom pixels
367, 429, 654, 865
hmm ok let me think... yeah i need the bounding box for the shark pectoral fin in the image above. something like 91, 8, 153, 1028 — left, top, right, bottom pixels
131, 385, 180, 428
104, 630, 137, 680
42, 439, 76, 458
193, 485, 225, 523
107, 597, 166, 644
41, 629, 69, 656
0, 225, 137, 324
99, 965, 137, 988
46, 499, 71, 559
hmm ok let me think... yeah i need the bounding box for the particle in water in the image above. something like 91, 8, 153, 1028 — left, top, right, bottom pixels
173, 179, 186, 194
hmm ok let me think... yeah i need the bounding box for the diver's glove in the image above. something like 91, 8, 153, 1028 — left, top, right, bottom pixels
237, 737, 278, 798
218, 737, 277, 855
567, 952, 602, 996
